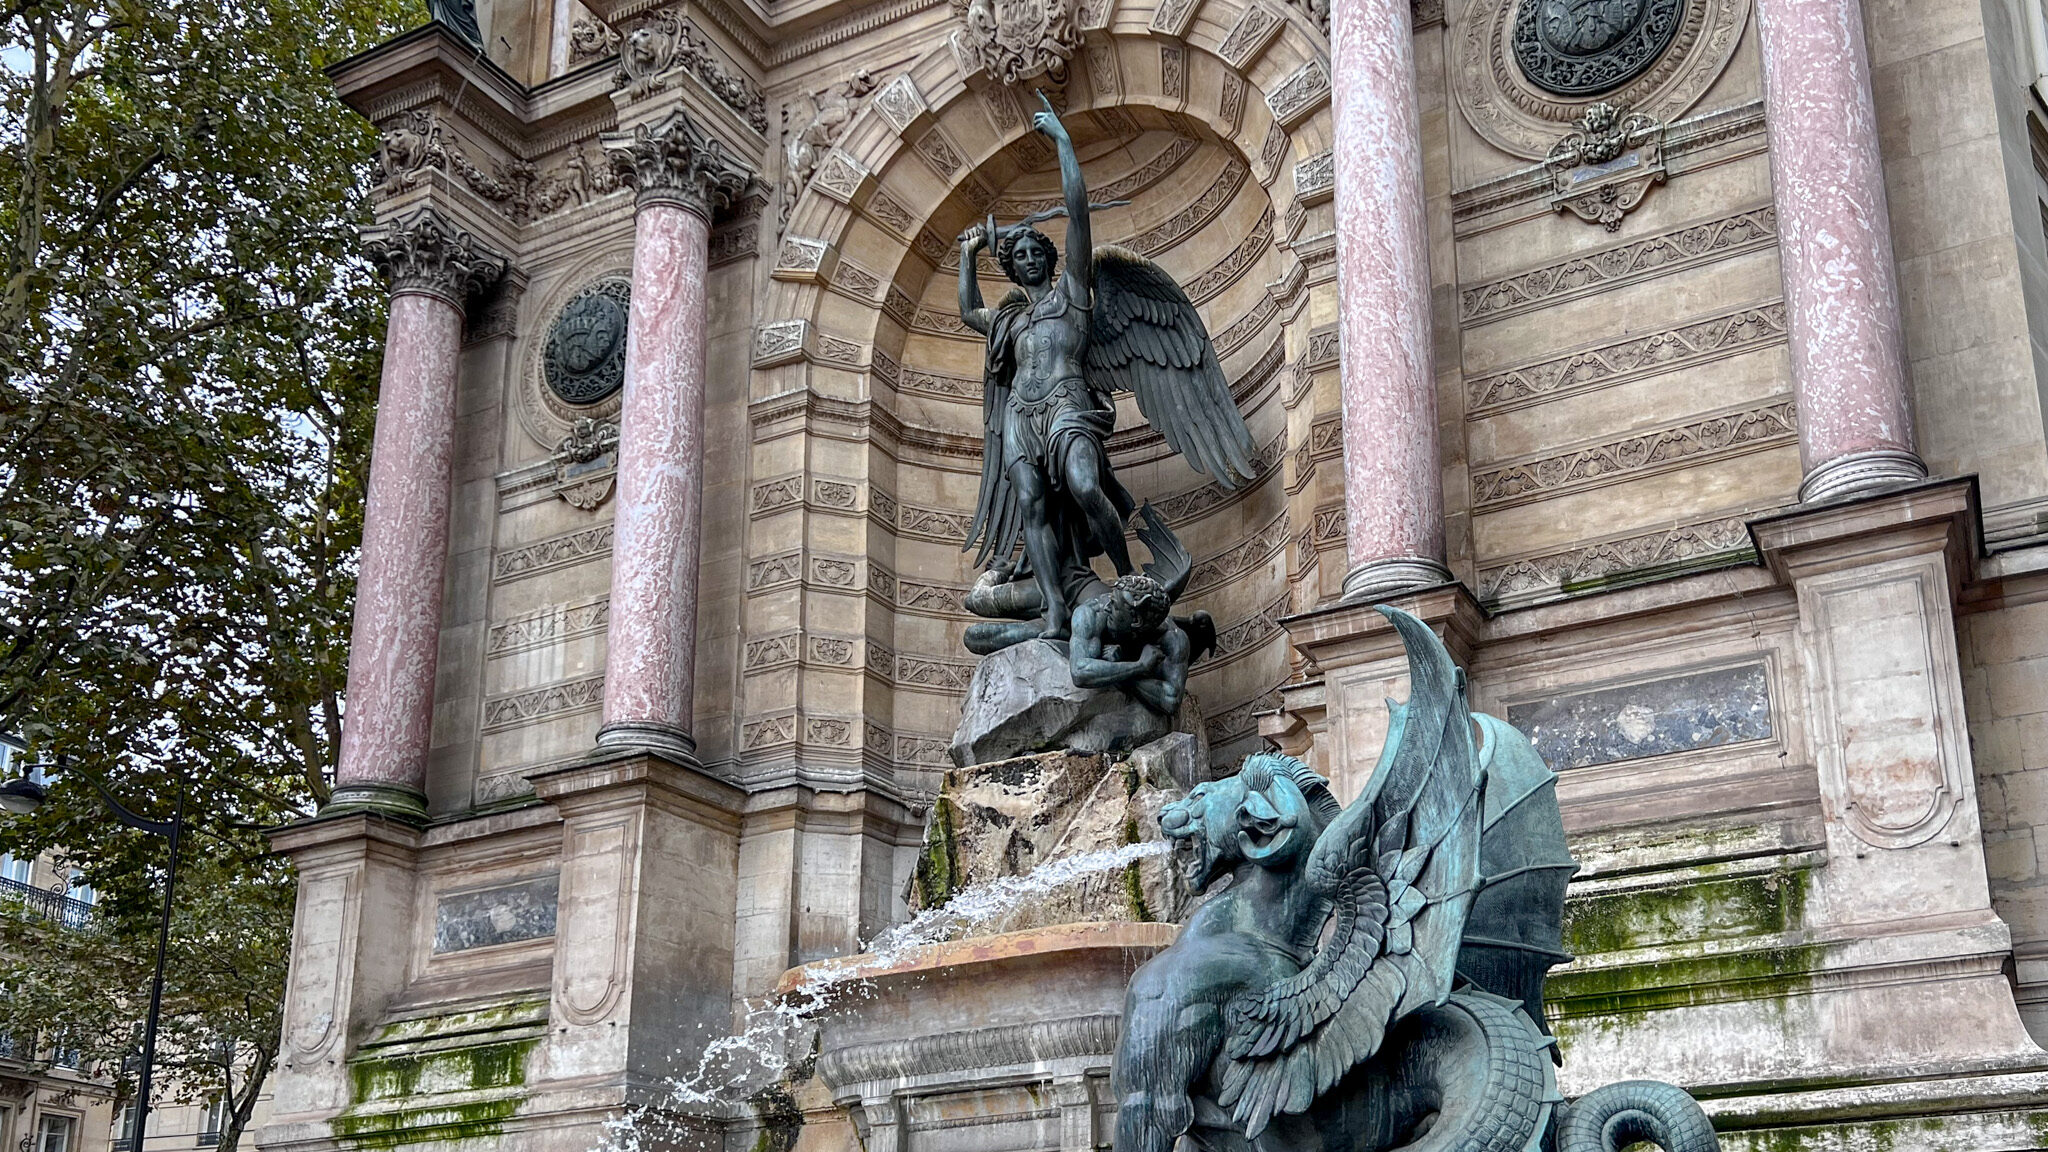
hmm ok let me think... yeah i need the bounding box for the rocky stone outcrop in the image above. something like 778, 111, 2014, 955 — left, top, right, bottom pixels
908, 741, 1194, 931
948, 639, 1204, 768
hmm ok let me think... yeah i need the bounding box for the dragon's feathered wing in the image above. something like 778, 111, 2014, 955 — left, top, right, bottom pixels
1088, 246, 1258, 487
1214, 607, 1485, 1137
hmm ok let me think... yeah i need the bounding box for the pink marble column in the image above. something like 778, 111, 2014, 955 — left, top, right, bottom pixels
1755, 0, 1927, 502
335, 208, 506, 817
1331, 0, 1453, 603
596, 110, 752, 763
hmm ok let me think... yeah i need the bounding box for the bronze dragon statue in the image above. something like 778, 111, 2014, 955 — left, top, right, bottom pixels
1113, 606, 1719, 1152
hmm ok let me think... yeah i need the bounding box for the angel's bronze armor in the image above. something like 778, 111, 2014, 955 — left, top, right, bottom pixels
959, 99, 1258, 641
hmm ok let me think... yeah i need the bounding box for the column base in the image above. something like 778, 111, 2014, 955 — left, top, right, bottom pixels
1339, 556, 1455, 604
322, 782, 428, 822
595, 719, 700, 768
1798, 448, 1928, 504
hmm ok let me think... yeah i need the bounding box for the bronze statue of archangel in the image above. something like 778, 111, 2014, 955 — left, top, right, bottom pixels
956, 93, 1256, 700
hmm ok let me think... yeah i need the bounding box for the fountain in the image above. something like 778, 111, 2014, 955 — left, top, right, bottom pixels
721, 609, 1721, 1152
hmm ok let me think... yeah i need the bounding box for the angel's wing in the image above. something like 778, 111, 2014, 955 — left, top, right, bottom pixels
1215, 607, 1485, 1136
1088, 246, 1258, 487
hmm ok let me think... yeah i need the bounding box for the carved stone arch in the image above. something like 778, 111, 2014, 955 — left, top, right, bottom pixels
769, 21, 1335, 368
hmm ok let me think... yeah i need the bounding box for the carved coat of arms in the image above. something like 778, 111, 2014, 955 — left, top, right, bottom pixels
951, 0, 1082, 85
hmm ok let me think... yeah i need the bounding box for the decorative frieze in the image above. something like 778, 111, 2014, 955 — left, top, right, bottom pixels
488, 597, 611, 657
361, 206, 508, 308
1467, 302, 1787, 415
743, 632, 801, 672
1294, 151, 1333, 207
1475, 515, 1753, 609
1184, 206, 1273, 304
745, 554, 800, 594
1206, 689, 1283, 749
494, 525, 613, 584
602, 108, 754, 217
1219, 72, 1247, 134
1460, 204, 1777, 326
754, 318, 811, 365
1185, 513, 1292, 596
1470, 400, 1796, 511
1150, 0, 1199, 37
991, 136, 1199, 220
1161, 43, 1186, 100
481, 673, 606, 731
872, 74, 932, 135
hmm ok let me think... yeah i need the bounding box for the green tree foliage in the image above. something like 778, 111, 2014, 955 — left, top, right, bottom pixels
0, 0, 418, 1145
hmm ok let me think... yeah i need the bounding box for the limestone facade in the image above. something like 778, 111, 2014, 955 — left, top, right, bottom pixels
266, 0, 2048, 1147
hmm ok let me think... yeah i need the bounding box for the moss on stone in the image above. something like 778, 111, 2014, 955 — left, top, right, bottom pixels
912, 795, 962, 908
1563, 866, 1812, 956
1548, 943, 1827, 1019
339, 1026, 539, 1150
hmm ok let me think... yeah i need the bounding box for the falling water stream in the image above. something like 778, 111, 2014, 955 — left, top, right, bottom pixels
599, 839, 1172, 1151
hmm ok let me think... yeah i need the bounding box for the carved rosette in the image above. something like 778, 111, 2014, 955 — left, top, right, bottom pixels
360, 206, 508, 310
602, 110, 755, 220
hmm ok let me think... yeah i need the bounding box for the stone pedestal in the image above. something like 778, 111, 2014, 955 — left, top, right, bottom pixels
526, 748, 745, 1120
263, 815, 424, 1149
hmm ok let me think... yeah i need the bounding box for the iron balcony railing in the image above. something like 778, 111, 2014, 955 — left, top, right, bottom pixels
0, 874, 94, 927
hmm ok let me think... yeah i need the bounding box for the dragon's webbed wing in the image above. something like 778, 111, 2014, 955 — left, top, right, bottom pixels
1215, 607, 1485, 1137
1088, 246, 1258, 487
1133, 503, 1192, 600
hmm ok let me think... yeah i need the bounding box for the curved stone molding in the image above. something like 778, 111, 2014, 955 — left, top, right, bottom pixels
1470, 399, 1797, 512
1798, 449, 1927, 505
361, 206, 508, 309
818, 1015, 1122, 1091
602, 109, 755, 218
1454, 0, 1751, 160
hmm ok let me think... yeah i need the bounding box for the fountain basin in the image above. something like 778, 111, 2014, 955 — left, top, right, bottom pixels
778, 922, 1176, 1152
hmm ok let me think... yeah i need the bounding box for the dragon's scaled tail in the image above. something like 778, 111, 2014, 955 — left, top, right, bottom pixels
1557, 1081, 1719, 1152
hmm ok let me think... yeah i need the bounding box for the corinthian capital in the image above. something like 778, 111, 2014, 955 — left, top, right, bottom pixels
601, 109, 755, 219
361, 206, 509, 310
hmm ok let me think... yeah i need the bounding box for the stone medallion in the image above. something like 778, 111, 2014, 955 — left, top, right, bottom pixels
1512, 0, 1683, 96
1455, 0, 1748, 160
543, 278, 631, 406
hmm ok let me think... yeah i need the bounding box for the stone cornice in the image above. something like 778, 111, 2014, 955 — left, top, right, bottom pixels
603, 108, 756, 217
361, 206, 510, 309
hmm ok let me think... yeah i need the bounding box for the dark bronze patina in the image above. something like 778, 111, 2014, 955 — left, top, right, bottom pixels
1113, 607, 1721, 1152
955, 94, 1254, 715
1511, 0, 1683, 97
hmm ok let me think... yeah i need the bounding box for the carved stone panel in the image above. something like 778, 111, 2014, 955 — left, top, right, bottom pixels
1506, 662, 1772, 770
433, 875, 561, 953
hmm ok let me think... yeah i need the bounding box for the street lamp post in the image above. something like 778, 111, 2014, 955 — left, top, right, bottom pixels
1, 764, 185, 1152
